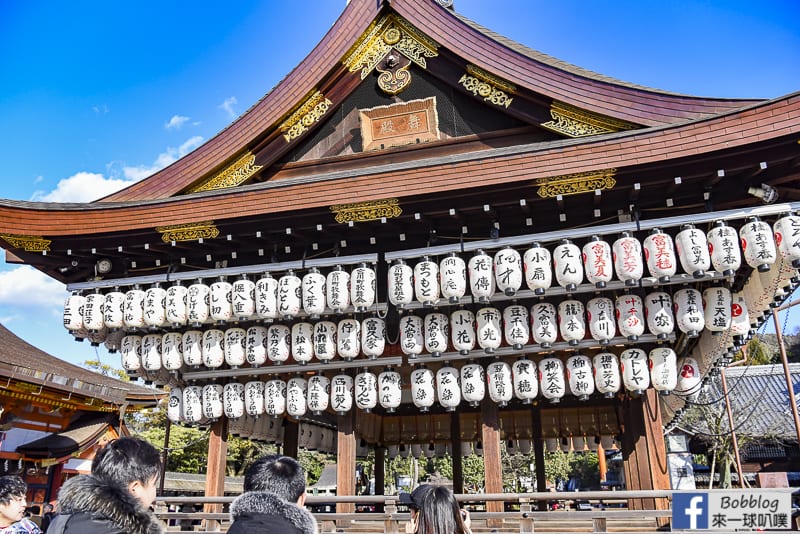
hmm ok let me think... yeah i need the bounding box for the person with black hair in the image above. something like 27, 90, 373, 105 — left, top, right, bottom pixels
399, 484, 471, 534
46, 437, 163, 534
228, 454, 317, 534
39, 504, 55, 533
0, 475, 41, 533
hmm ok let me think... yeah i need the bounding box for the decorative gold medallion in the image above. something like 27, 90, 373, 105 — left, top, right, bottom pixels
330, 198, 402, 224
458, 65, 515, 108
0, 233, 51, 252
279, 91, 333, 143
535, 169, 617, 198
541, 101, 637, 137
188, 152, 263, 193
155, 221, 220, 243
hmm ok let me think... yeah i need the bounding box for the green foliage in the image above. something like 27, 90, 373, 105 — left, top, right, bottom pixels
299, 450, 331, 485
84, 358, 129, 380
462, 455, 485, 491
743, 337, 773, 365
226, 438, 274, 476
139, 422, 209, 473
543, 450, 572, 487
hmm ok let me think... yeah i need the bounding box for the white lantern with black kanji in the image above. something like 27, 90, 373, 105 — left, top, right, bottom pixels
202, 384, 224, 420
649, 347, 677, 393
164, 284, 187, 328
440, 252, 467, 303
586, 297, 616, 345
143, 285, 167, 329
612, 232, 644, 286
103, 289, 126, 330
255, 273, 279, 321
740, 217, 777, 272
313, 321, 337, 363
232, 275, 256, 322
774, 213, 800, 267
264, 379, 287, 417
703, 286, 732, 333
643, 228, 677, 282
361, 317, 385, 359
411, 367, 435, 412
202, 329, 225, 368
162, 332, 183, 371
476, 307, 502, 354
167, 388, 182, 423
291, 322, 314, 364
388, 259, 414, 308
141, 334, 162, 371
553, 239, 583, 292
644, 291, 674, 339
86, 327, 108, 348
224, 327, 246, 368
307, 374, 330, 415
330, 375, 353, 415
730, 293, 751, 337
399, 315, 424, 358
337, 318, 361, 360
593, 352, 621, 397
503, 305, 530, 350
83, 291, 105, 332
287, 377, 308, 417
436, 366, 461, 411
558, 299, 586, 346
267, 324, 290, 364
566, 354, 594, 401
676, 356, 703, 395
424, 312, 449, 357
351, 263, 376, 312
378, 369, 402, 412
450, 309, 476, 354
512, 358, 538, 403
486, 361, 513, 407
182, 330, 203, 368
615, 294, 645, 341
468, 249, 495, 302
674, 288, 705, 337
458, 366, 486, 411
620, 348, 650, 394
209, 278, 233, 323
245, 381, 265, 416
245, 326, 268, 367
186, 281, 210, 327
494, 247, 523, 296
675, 224, 711, 278
523, 242, 552, 295
302, 268, 326, 318
355, 370, 378, 412
707, 220, 742, 276
326, 265, 350, 313
531, 302, 558, 348
539, 357, 566, 404
414, 256, 440, 306
124, 287, 146, 329
583, 236, 613, 288
223, 382, 245, 419
120, 335, 142, 371
277, 270, 302, 319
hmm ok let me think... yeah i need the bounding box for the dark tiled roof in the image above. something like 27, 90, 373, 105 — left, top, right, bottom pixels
16, 413, 114, 458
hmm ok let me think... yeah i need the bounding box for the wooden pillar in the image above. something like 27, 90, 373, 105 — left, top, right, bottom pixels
451, 412, 464, 494
531, 406, 548, 508
480, 398, 503, 527
375, 445, 385, 496
204, 417, 228, 532
336, 410, 356, 524
283, 419, 299, 459
47, 463, 65, 503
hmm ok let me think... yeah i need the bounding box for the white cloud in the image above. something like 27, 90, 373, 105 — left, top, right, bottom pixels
219, 96, 238, 118
0, 266, 65, 312
93, 104, 109, 115
30, 172, 138, 203
121, 136, 204, 182
165, 115, 190, 130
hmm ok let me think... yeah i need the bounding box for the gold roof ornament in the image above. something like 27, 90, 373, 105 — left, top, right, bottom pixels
155, 221, 220, 243
458, 65, 515, 109
536, 169, 617, 198
0, 234, 51, 252
542, 101, 638, 137
330, 198, 402, 224
188, 152, 263, 193
279, 90, 334, 143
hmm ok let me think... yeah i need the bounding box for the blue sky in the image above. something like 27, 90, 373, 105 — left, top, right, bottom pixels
0, 0, 798, 366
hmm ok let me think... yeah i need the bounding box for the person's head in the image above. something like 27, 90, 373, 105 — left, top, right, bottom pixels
0, 475, 28, 528
243, 454, 306, 505
43, 503, 54, 514
92, 437, 162, 507
403, 485, 468, 534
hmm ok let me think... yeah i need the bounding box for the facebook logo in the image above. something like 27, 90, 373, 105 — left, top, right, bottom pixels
673, 493, 708, 529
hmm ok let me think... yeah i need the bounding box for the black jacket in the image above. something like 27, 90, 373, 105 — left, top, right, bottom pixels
228, 491, 317, 534
45, 475, 163, 534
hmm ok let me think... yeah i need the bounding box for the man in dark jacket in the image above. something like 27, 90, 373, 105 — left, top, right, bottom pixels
228, 454, 316, 534
46, 437, 163, 534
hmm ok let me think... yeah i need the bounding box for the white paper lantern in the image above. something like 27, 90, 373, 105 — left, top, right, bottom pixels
399, 315, 425, 358
326, 266, 350, 313
267, 324, 290, 364
182, 386, 204, 424
503, 305, 530, 349
586, 297, 616, 345
232, 276, 256, 322
313, 321, 337, 363
209, 278, 233, 323
703, 286, 732, 333
86, 327, 108, 348
162, 332, 183, 371
593, 352, 621, 398
553, 239, 584, 291
583, 236, 613, 288
103, 290, 126, 330
124, 287, 146, 329
141, 333, 162, 371
202, 329, 225, 368
620, 348, 650, 394
707, 221, 742, 276
615, 294, 645, 341
774, 213, 800, 267
644, 291, 674, 340
450, 309, 476, 355
120, 335, 142, 371
83, 292, 105, 332
351, 263, 376, 312
440, 253, 467, 303
435, 366, 461, 411
740, 217, 777, 272
566, 354, 594, 400
330, 375, 353, 415
675, 224, 711, 278
414, 256, 440, 306
103, 329, 125, 353
512, 358, 538, 403
291, 322, 314, 364
223, 327, 246, 368
301, 268, 326, 318
411, 367, 435, 412
730, 293, 751, 337
186, 281, 210, 327
307, 375, 331, 415
202, 384, 224, 420
476, 307, 502, 353
245, 381, 265, 416
164, 284, 187, 328
355, 370, 378, 412
643, 228, 677, 282
387, 259, 414, 308
424, 312, 450, 356
523, 243, 552, 295
224, 382, 246, 419
486, 361, 513, 407
674, 288, 705, 337
167, 388, 182, 423
649, 347, 677, 393
337, 318, 361, 360
277, 270, 302, 319
264, 379, 287, 417
539, 357, 566, 404
143, 285, 167, 329
378, 369, 402, 412
494, 247, 523, 296
287, 377, 308, 417
531, 302, 558, 348
468, 249, 495, 302
245, 326, 268, 367
256, 273, 279, 321
558, 300, 586, 346
676, 357, 702, 395
361, 317, 385, 359
460, 363, 485, 407
612, 232, 644, 286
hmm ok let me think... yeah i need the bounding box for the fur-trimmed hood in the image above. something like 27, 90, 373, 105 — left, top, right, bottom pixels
49, 474, 162, 534
229, 491, 317, 534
